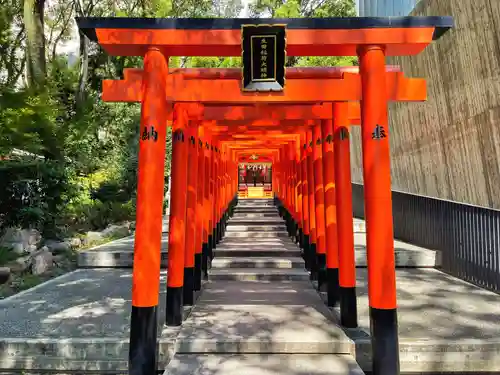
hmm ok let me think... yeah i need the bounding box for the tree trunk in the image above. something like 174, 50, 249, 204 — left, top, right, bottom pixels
24, 0, 46, 90
76, 29, 89, 110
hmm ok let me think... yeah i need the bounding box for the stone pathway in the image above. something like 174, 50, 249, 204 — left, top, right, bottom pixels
164, 198, 363, 374
1, 200, 500, 373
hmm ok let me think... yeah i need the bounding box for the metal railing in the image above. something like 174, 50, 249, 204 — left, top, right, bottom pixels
352, 183, 500, 293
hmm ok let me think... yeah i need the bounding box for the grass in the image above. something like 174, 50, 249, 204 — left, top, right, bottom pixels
0, 246, 19, 266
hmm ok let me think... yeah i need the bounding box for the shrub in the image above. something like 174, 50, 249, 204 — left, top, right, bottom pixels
0, 160, 74, 237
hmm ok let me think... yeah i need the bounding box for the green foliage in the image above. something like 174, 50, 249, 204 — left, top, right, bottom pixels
0, 0, 356, 240
0, 160, 75, 236
0, 246, 19, 266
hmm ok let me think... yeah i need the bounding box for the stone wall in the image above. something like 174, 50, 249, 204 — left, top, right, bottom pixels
350, 0, 500, 209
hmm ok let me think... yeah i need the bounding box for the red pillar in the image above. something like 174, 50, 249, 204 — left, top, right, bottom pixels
202, 138, 211, 277
333, 102, 358, 328
295, 141, 303, 244
183, 125, 199, 306
194, 126, 205, 291
213, 147, 220, 244
129, 48, 168, 375
313, 123, 327, 289
306, 129, 317, 280
300, 132, 310, 269
359, 45, 399, 375
208, 142, 215, 260
322, 118, 340, 307
166, 107, 189, 326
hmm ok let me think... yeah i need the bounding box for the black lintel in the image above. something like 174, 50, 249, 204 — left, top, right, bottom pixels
75, 16, 454, 43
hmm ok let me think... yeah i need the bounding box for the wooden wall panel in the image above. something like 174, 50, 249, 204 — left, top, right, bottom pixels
349, 0, 500, 208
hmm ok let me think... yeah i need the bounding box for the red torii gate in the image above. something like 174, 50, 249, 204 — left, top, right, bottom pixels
77, 16, 453, 375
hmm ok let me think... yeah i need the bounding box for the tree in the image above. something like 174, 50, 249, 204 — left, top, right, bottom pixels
24, 0, 46, 90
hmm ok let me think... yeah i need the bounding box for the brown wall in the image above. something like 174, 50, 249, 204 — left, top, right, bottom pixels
349, 0, 500, 209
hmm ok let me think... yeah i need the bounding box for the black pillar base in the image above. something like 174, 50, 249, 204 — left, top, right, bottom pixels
215, 222, 221, 244
211, 231, 217, 250
298, 229, 304, 248
194, 253, 202, 291
340, 286, 358, 328
208, 235, 214, 261
183, 267, 194, 306
370, 307, 400, 375
326, 267, 340, 308
317, 253, 327, 291
294, 224, 300, 244
129, 306, 157, 375
309, 243, 318, 281
165, 286, 183, 326
303, 234, 310, 270
202, 243, 209, 279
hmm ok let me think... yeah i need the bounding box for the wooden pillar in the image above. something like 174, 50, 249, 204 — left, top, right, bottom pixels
290, 142, 299, 241
166, 108, 189, 326
208, 143, 215, 259
194, 127, 205, 291
295, 140, 303, 245
322, 118, 340, 307
359, 45, 399, 375
300, 132, 311, 269
306, 129, 317, 280
183, 125, 199, 306
333, 102, 358, 328
202, 139, 211, 278
129, 48, 168, 375
313, 123, 327, 290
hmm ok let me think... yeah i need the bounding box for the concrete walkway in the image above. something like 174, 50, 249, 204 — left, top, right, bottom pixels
1, 200, 500, 373
164, 199, 363, 374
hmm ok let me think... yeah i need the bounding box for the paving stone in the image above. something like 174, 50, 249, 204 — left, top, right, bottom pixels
211, 257, 304, 269
164, 354, 364, 375
175, 281, 354, 354
209, 268, 310, 282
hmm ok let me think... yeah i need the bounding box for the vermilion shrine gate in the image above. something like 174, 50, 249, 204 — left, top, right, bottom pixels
77, 16, 453, 375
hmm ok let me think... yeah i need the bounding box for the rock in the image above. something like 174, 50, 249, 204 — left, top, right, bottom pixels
26, 244, 38, 254
53, 254, 66, 263
44, 240, 70, 254
83, 231, 103, 245
31, 251, 53, 275
1, 228, 41, 250
101, 224, 130, 238
69, 237, 82, 248
12, 243, 24, 255
0, 267, 11, 284
8, 256, 31, 273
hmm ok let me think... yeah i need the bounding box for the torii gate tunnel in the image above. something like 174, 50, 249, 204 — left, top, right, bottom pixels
78, 16, 453, 375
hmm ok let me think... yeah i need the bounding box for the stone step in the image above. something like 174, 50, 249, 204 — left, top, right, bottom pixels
229, 218, 286, 225
237, 202, 274, 206
225, 225, 287, 232
211, 257, 304, 269
219, 238, 298, 246
174, 281, 354, 355
237, 202, 275, 206
214, 248, 302, 258
232, 212, 280, 218
224, 231, 288, 238
163, 354, 364, 375
78, 249, 169, 268
208, 268, 310, 282
78, 245, 439, 268
234, 207, 278, 213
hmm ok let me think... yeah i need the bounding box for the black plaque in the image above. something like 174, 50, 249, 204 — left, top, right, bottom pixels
242, 24, 286, 92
